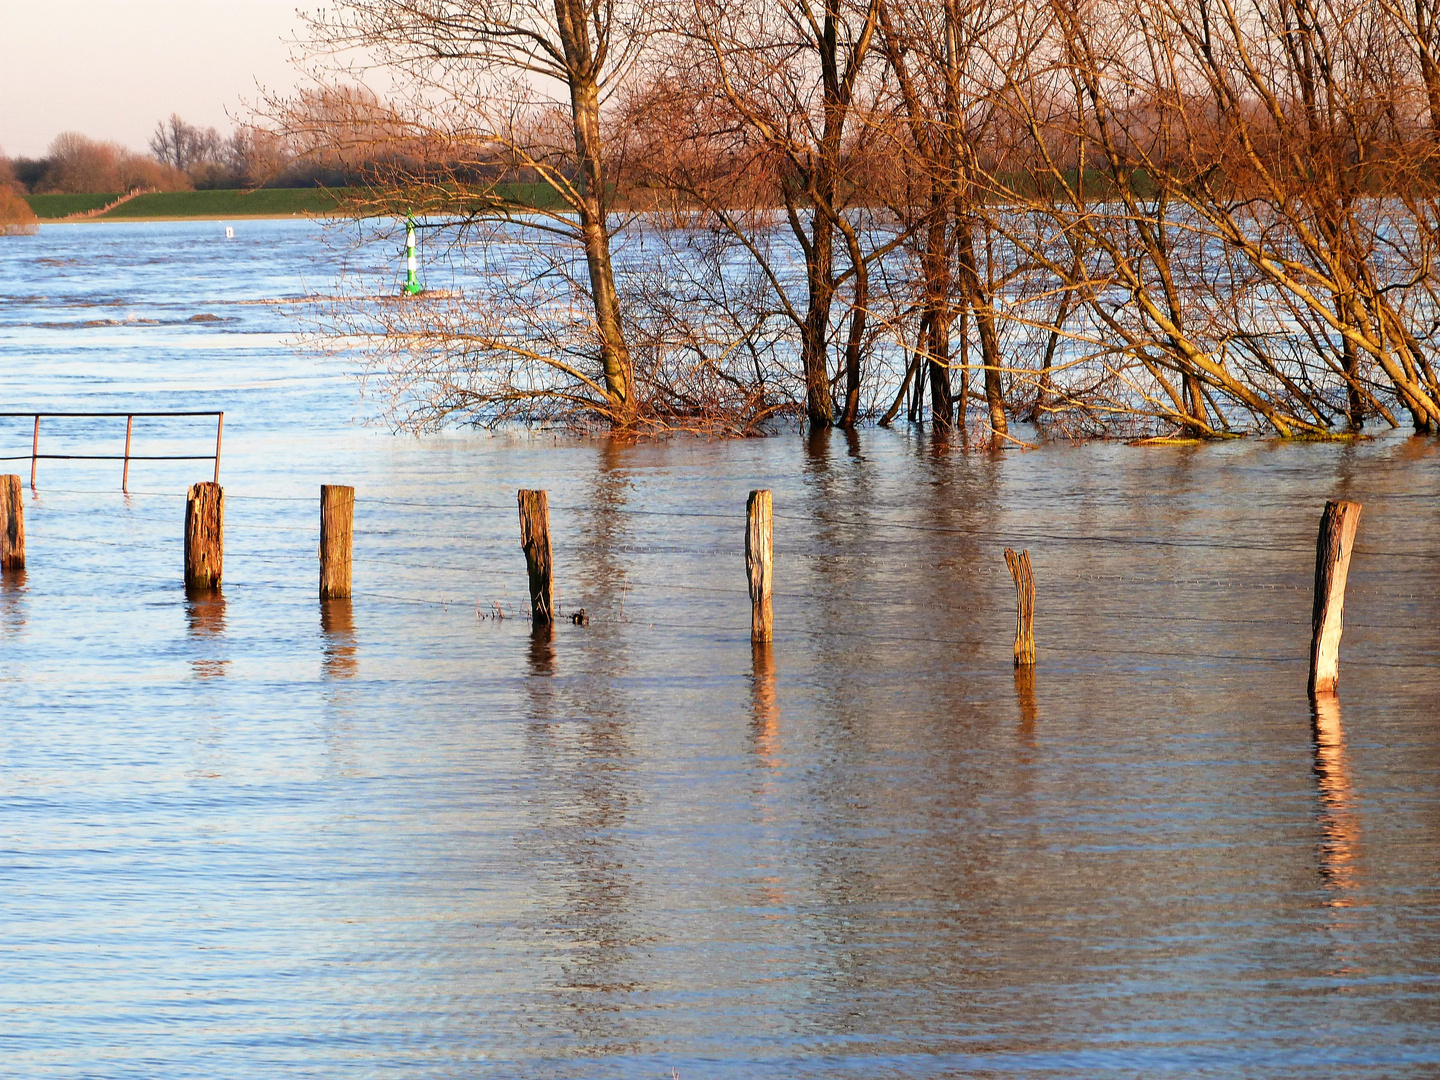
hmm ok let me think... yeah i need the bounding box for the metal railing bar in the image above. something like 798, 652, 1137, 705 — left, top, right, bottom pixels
123, 415, 133, 493
0, 454, 218, 462
9, 409, 225, 491
0, 411, 223, 418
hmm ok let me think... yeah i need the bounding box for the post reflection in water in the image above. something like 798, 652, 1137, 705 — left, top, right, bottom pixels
1311, 692, 1361, 905
319, 599, 357, 679
750, 641, 781, 769
0, 568, 26, 638
185, 590, 228, 679
1014, 664, 1038, 751
746, 638, 790, 927
520, 580, 642, 1056
528, 622, 555, 678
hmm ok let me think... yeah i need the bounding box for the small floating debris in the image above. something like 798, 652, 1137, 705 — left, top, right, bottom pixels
1128, 435, 1209, 446
380, 288, 463, 302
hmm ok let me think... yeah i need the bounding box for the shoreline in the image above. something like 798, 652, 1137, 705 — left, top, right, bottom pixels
35, 213, 344, 223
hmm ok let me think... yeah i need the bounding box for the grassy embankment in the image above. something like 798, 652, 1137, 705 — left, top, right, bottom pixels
26, 184, 569, 221
26, 189, 354, 220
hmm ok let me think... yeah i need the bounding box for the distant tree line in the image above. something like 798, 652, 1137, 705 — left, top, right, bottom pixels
0, 111, 388, 197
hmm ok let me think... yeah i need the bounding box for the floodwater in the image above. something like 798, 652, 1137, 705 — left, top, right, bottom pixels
2, 220, 1440, 1078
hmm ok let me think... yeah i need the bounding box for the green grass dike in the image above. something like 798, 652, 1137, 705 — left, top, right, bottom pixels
26, 188, 354, 221
25, 193, 117, 218
26, 184, 569, 221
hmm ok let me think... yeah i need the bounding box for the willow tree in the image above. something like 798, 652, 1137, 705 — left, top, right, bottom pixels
283, 0, 646, 429
873, 0, 1036, 440
636, 0, 889, 430
0, 186, 37, 236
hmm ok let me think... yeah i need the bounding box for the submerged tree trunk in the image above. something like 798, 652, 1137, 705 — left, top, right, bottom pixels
927, 307, 954, 432
838, 220, 869, 428
556, 0, 633, 425
1181, 372, 1208, 436
957, 224, 1006, 441
799, 211, 838, 428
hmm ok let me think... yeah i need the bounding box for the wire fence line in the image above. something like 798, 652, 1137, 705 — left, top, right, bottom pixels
11, 555, 1437, 669
15, 485, 1433, 561
5, 532, 1419, 610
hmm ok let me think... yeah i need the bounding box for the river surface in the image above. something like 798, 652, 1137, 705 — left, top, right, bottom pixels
1, 220, 1439, 1078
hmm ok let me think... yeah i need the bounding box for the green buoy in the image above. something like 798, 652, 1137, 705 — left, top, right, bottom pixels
403, 215, 424, 295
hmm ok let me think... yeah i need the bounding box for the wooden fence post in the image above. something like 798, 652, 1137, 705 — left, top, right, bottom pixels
746, 489, 773, 643
518, 489, 554, 625
0, 475, 23, 571
1309, 500, 1361, 695
319, 484, 354, 599
1005, 548, 1035, 667
185, 481, 224, 592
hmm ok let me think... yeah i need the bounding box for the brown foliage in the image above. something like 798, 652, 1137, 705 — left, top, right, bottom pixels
0, 183, 38, 235
41, 133, 190, 195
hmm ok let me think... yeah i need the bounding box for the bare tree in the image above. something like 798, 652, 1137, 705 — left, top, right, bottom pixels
282, 0, 650, 428
149, 115, 223, 173
279, 0, 1440, 439
638, 0, 890, 429
873, 0, 1037, 440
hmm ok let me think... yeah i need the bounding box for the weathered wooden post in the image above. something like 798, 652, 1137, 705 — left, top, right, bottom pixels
184, 481, 224, 592
1309, 500, 1361, 695
1005, 547, 1035, 667
0, 475, 23, 571
319, 484, 354, 599
518, 489, 554, 626
746, 489, 773, 643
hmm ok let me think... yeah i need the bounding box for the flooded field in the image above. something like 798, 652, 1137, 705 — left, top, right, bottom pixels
2, 220, 1439, 1078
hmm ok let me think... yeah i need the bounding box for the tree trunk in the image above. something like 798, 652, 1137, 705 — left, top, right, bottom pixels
927, 308, 954, 432
838, 224, 869, 428
801, 221, 837, 428
956, 306, 969, 438
1182, 371, 1208, 436
921, 204, 954, 433
554, 0, 633, 425
956, 222, 1006, 441
1342, 335, 1363, 430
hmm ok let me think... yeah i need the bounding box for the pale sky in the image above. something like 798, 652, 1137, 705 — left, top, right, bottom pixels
0, 1, 308, 158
